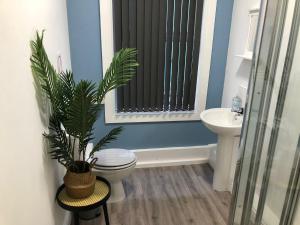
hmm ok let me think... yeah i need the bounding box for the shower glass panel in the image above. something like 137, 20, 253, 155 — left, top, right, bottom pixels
229, 0, 300, 224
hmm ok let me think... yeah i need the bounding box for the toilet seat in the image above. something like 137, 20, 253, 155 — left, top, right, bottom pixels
93, 148, 136, 169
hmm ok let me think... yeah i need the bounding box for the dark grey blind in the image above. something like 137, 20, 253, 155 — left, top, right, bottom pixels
113, 0, 204, 112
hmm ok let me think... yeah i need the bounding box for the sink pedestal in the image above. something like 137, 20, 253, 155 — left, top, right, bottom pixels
213, 135, 239, 191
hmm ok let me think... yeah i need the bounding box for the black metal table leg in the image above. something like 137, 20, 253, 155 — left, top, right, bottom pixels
103, 203, 110, 225
73, 212, 80, 225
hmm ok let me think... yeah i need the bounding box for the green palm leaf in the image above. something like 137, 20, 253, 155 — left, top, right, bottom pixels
57, 70, 76, 116
44, 114, 75, 169
97, 48, 138, 103
89, 127, 123, 158
30, 31, 61, 113
64, 80, 100, 159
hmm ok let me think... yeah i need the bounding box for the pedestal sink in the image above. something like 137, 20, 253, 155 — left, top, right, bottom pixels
200, 108, 243, 191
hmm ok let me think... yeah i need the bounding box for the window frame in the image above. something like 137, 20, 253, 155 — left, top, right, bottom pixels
99, 0, 217, 123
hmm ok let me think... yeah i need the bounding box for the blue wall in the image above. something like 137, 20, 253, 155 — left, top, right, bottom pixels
66, 0, 234, 149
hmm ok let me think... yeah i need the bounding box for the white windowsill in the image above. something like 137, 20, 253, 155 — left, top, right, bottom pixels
105, 109, 202, 123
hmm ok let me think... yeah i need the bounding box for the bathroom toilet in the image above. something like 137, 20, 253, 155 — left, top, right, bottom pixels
92, 148, 136, 203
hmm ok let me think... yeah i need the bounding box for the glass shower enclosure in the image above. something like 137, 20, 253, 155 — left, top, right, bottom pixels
229, 0, 300, 224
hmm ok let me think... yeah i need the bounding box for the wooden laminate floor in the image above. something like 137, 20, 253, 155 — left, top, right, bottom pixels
81, 164, 231, 225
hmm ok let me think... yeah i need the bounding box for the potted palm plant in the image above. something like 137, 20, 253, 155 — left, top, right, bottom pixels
30, 31, 138, 198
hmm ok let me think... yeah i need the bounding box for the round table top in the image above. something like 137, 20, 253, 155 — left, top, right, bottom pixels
56, 177, 111, 212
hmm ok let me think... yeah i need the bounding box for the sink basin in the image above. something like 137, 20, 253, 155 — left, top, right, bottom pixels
200, 108, 243, 136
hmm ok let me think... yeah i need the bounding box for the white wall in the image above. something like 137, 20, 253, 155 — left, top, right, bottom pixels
0, 1, 71, 225
221, 0, 261, 107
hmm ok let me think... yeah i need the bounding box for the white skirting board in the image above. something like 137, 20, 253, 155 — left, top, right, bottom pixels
133, 144, 217, 168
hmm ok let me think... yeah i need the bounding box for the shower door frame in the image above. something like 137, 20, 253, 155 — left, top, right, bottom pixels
228, 0, 300, 224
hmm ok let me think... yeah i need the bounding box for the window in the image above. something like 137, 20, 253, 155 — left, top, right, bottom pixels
100, 0, 217, 123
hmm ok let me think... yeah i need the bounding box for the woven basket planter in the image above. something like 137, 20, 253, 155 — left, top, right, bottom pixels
64, 161, 96, 199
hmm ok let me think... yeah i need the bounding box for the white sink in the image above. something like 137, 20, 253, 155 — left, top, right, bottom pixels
200, 108, 242, 136
200, 108, 243, 192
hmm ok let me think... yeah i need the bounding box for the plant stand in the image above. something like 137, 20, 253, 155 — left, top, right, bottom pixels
56, 177, 111, 225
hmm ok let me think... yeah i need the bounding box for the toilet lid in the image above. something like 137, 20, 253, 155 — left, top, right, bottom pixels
93, 148, 136, 167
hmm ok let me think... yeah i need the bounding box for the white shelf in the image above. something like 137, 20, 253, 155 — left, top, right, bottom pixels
236, 52, 253, 60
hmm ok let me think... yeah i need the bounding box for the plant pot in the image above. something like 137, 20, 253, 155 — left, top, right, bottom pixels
63, 161, 96, 199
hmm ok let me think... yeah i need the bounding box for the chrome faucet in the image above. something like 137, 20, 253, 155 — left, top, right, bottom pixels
232, 107, 244, 120
232, 106, 244, 115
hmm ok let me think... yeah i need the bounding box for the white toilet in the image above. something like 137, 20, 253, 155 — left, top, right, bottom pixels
92, 148, 136, 203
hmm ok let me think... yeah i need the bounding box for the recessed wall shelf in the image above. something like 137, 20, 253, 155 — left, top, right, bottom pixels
237, 5, 260, 61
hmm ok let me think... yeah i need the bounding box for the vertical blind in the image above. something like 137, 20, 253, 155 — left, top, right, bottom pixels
113, 0, 204, 112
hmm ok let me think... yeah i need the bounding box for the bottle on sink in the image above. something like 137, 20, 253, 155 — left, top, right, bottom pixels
232, 95, 242, 113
